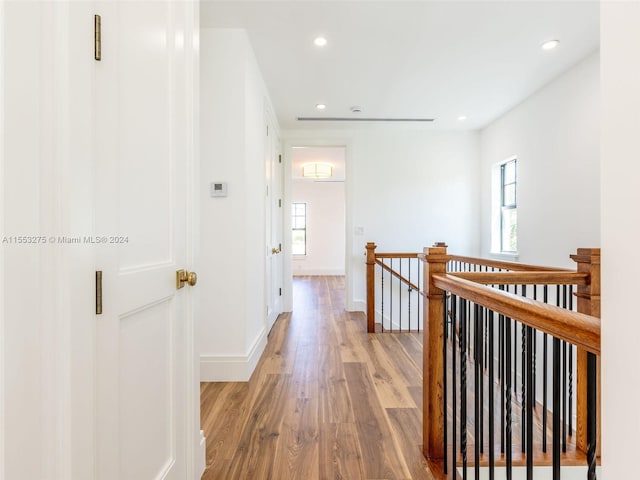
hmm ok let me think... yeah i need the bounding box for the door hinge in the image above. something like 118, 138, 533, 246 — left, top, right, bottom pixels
279, 287, 282, 296
96, 271, 103, 314
266, 125, 269, 136
94, 15, 102, 61
278, 154, 282, 164
278, 198, 282, 208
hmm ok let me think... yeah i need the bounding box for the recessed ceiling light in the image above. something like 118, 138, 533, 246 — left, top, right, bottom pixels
314, 36, 327, 47
541, 39, 560, 51
316, 103, 326, 110
458, 115, 467, 121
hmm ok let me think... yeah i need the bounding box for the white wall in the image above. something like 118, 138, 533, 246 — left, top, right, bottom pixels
199, 28, 275, 380
292, 180, 345, 276
284, 129, 480, 311
601, 4, 640, 476
479, 52, 600, 268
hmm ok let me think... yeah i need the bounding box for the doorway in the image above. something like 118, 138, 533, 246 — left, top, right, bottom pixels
290, 146, 346, 277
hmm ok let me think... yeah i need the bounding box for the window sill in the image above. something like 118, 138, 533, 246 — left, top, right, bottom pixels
293, 255, 306, 261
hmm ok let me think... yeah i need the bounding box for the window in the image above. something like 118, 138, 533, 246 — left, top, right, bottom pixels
500, 158, 518, 253
291, 203, 307, 255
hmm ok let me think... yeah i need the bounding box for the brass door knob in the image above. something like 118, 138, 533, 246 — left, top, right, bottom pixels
271, 247, 281, 254
176, 269, 198, 289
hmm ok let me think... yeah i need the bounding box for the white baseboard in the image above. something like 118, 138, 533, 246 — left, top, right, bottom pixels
348, 299, 366, 312
292, 268, 345, 276
200, 328, 267, 382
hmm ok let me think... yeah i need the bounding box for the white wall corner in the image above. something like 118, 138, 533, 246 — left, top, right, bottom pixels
199, 327, 267, 382
348, 299, 366, 313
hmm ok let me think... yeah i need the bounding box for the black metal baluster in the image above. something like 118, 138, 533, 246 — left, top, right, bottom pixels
417, 263, 421, 332
526, 326, 534, 480
562, 286, 567, 452
568, 286, 574, 437
408, 259, 411, 332
505, 316, 513, 480
510, 286, 517, 400
468, 299, 471, 360
389, 259, 392, 332
488, 310, 495, 480
533, 286, 537, 407
479, 306, 484, 456
452, 295, 458, 478
475, 304, 481, 479
461, 299, 468, 480
380, 262, 384, 332
499, 292, 505, 453
521, 286, 527, 453
553, 337, 561, 480
398, 260, 402, 332
485, 311, 488, 370
514, 319, 518, 400
562, 340, 567, 453
442, 291, 448, 475
587, 352, 597, 480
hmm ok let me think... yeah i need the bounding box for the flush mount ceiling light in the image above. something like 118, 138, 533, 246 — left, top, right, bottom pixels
316, 103, 326, 110
314, 36, 327, 47
458, 115, 467, 121
541, 39, 560, 51
302, 163, 333, 179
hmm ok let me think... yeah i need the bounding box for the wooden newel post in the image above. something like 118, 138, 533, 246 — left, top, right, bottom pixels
365, 242, 377, 333
422, 243, 448, 460
570, 248, 601, 456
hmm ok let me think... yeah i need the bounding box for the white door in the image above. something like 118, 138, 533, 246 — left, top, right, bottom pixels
266, 115, 283, 331
94, 2, 196, 479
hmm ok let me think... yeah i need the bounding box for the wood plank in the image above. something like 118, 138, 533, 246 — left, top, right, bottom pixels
319, 422, 366, 480
200, 382, 250, 472
344, 362, 412, 479
387, 408, 434, 480
318, 346, 354, 424
360, 336, 417, 408
272, 396, 320, 480
224, 374, 291, 479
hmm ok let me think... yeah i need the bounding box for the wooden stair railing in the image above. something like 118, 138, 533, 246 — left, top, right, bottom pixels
421, 244, 600, 479
365, 242, 422, 333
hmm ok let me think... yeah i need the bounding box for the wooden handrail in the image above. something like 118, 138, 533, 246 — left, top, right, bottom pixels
449, 270, 590, 286
433, 273, 600, 354
375, 259, 421, 293
374, 252, 420, 259
366, 244, 424, 332
447, 254, 574, 272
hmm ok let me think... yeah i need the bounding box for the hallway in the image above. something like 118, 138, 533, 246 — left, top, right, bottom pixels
200, 276, 434, 479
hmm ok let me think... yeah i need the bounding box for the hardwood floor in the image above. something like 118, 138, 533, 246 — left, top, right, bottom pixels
200, 275, 435, 480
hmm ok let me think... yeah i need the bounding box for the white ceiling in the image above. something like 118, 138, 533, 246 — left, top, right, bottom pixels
201, 1, 599, 131
291, 146, 346, 182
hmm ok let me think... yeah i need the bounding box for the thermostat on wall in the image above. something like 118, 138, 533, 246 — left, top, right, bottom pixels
210, 182, 228, 197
